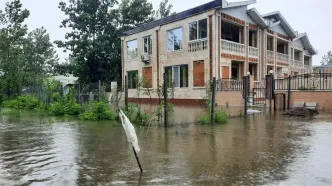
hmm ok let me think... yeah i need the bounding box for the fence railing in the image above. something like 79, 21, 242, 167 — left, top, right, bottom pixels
188, 39, 208, 52
275, 73, 332, 90
221, 39, 245, 56
292, 59, 303, 68
249, 46, 259, 58
277, 52, 289, 63
217, 78, 243, 91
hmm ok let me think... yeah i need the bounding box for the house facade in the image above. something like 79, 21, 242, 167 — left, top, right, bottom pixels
121, 0, 317, 100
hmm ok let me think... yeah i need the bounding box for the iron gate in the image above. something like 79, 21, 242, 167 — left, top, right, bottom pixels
253, 87, 265, 105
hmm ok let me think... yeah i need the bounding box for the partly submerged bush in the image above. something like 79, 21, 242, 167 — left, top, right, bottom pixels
199, 110, 227, 125
49, 100, 81, 116
81, 101, 117, 121
123, 103, 150, 126
3, 96, 39, 110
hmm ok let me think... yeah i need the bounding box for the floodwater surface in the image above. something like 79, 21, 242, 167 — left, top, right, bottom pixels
0, 112, 332, 185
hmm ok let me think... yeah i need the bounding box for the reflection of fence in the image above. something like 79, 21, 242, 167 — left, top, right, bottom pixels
275, 73, 332, 90
217, 79, 243, 91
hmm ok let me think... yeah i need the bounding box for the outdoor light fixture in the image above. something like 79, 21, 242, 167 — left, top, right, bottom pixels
247, 72, 251, 76
269, 70, 274, 74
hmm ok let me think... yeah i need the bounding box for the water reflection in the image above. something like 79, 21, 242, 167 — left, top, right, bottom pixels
0, 113, 331, 185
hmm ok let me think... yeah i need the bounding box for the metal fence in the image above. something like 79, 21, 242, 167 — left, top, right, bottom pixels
275, 73, 332, 90
217, 78, 243, 91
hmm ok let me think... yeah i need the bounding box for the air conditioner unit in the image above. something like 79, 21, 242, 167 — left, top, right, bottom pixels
141, 53, 150, 63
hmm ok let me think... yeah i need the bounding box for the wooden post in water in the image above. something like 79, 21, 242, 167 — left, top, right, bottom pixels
132, 146, 143, 172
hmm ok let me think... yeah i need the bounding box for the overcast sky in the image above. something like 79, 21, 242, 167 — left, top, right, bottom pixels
0, 0, 329, 65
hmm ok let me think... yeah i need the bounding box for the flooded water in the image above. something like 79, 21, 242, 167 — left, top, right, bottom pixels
0, 112, 332, 185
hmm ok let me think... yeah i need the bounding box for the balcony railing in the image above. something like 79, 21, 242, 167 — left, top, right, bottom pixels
249, 46, 259, 58
304, 64, 311, 70
221, 39, 245, 56
277, 52, 289, 63
267, 50, 274, 63
291, 59, 303, 68
188, 39, 208, 52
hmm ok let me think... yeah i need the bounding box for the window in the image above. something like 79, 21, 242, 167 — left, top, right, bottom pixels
127, 71, 138, 89
167, 28, 182, 52
165, 65, 188, 88
143, 36, 152, 55
127, 40, 138, 59
189, 19, 208, 41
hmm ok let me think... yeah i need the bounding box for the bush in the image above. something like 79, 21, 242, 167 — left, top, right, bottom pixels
3, 96, 39, 110
49, 100, 82, 116
81, 101, 117, 121
199, 113, 210, 125
123, 103, 150, 126
199, 110, 227, 125
214, 110, 227, 124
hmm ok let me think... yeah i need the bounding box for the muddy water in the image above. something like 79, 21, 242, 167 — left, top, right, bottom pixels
0, 113, 332, 185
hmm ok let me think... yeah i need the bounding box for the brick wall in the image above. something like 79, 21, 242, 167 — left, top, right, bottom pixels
193, 60, 205, 87
142, 67, 152, 88
276, 91, 332, 111
216, 91, 243, 106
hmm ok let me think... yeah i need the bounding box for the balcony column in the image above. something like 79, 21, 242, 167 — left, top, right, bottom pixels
245, 23, 249, 75
258, 29, 261, 81
302, 51, 305, 69
263, 30, 267, 77
274, 34, 277, 73
288, 42, 291, 74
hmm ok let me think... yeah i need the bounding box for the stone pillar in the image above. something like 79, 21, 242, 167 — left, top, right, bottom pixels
274, 35, 277, 75
111, 81, 118, 107
245, 23, 249, 75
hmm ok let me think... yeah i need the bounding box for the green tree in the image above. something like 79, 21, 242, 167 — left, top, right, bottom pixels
321, 51, 332, 65
55, 0, 121, 84
118, 0, 155, 31
155, 0, 176, 19
56, 0, 155, 84
0, 0, 30, 96
22, 27, 59, 86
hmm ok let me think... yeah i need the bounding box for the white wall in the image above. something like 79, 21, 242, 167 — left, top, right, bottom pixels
292, 39, 304, 49
221, 6, 256, 24
270, 24, 288, 36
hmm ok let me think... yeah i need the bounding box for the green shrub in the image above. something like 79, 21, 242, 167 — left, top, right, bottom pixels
123, 103, 150, 126
199, 113, 210, 125
214, 110, 227, 124
3, 96, 39, 110
49, 100, 81, 116
199, 110, 227, 125
81, 101, 117, 121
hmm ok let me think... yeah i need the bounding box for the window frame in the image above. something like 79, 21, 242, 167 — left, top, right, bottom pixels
189, 18, 208, 42
126, 39, 138, 60
167, 27, 183, 52
164, 65, 189, 88
142, 35, 152, 55
127, 70, 138, 89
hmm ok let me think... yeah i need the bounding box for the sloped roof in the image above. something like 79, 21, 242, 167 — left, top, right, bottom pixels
247, 8, 268, 28
294, 33, 317, 55
262, 11, 297, 38
313, 64, 332, 69
222, 0, 256, 8
123, 0, 222, 36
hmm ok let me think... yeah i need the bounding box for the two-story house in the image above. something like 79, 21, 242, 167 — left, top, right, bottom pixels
121, 0, 317, 100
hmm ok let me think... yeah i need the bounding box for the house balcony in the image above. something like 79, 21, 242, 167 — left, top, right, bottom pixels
291, 59, 303, 68
188, 39, 208, 53
249, 46, 259, 58
276, 52, 289, 66
221, 39, 245, 56
267, 50, 274, 65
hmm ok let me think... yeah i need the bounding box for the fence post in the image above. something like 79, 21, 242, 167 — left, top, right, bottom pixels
287, 75, 291, 109
125, 76, 128, 110
244, 76, 248, 116
211, 77, 216, 122
98, 80, 101, 101
269, 74, 274, 112
164, 73, 168, 127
